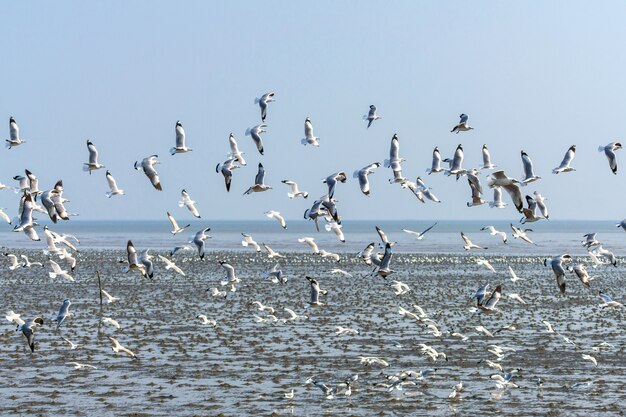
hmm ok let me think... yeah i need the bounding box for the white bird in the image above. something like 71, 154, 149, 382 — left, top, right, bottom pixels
363, 104, 382, 128
444, 144, 465, 177
21, 254, 43, 268
255, 92, 275, 122
541, 320, 555, 333
298, 237, 319, 254
245, 123, 267, 155
283, 308, 307, 321
158, 255, 185, 276
191, 227, 211, 260
228, 133, 246, 166
54, 299, 71, 329
5, 253, 21, 270
170, 120, 192, 155
100, 288, 120, 304
481, 226, 507, 243
598, 291, 624, 308
476, 259, 497, 273
509, 266, 523, 282
0, 208, 11, 224
466, 174, 486, 207
392, 280, 411, 295
544, 254, 572, 293
451, 113, 473, 134
323, 172, 347, 199
329, 268, 352, 277
359, 356, 389, 367
105, 170, 125, 198
581, 233, 601, 249
461, 232, 487, 250
598, 142, 621, 174
301, 117, 320, 146
281, 180, 308, 199
489, 186, 507, 209
284, 389, 295, 400
488, 170, 523, 212
520, 150, 541, 184
533, 191, 549, 219
384, 134, 406, 183
399, 179, 426, 202
510, 224, 535, 245
581, 354, 598, 367
591, 245, 617, 267
6, 116, 26, 149
216, 158, 240, 192
123, 240, 148, 277
17, 317, 45, 352
306, 276, 327, 306
402, 222, 438, 240
552, 145, 576, 174
251, 301, 275, 315
61, 337, 81, 350
208, 287, 227, 298
508, 293, 526, 305
426, 146, 444, 174
335, 326, 359, 335
353, 162, 381, 195
109, 337, 136, 358
475, 325, 494, 337
568, 263, 594, 287
480, 144, 496, 169
263, 263, 285, 284
416, 177, 441, 203
196, 315, 217, 326
319, 249, 340, 262
134, 155, 162, 191
244, 163, 272, 195
167, 211, 190, 235
241, 233, 261, 252
325, 221, 345, 243
262, 243, 286, 259
49, 260, 74, 281
66, 362, 97, 370
218, 261, 240, 289
374, 243, 395, 278
178, 189, 200, 218
83, 140, 105, 174
476, 285, 502, 314
265, 210, 287, 229
102, 317, 121, 329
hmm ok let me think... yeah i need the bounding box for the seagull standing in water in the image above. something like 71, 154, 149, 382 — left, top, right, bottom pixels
363, 105, 382, 128
6, 116, 26, 149
255, 92, 275, 122
451, 113, 473, 134
83, 140, 105, 174
105, 171, 125, 198
598, 142, 622, 174
134, 155, 162, 190
170, 121, 192, 155
245, 123, 267, 155
244, 163, 272, 195
552, 145, 576, 174
178, 189, 200, 218
301, 117, 320, 147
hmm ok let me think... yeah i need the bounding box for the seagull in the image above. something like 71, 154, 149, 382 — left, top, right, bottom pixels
451, 113, 473, 133
105, 170, 125, 198
510, 224, 535, 244
101, 288, 120, 304
325, 221, 345, 242
241, 233, 261, 252
323, 172, 347, 199
298, 237, 319, 254
66, 362, 97, 370
24, 169, 41, 197
509, 266, 523, 282
5, 253, 21, 270
508, 293, 526, 304
488, 171, 523, 212
262, 243, 286, 259
582, 233, 601, 249
178, 189, 200, 218
6, 116, 26, 149
426, 146, 444, 174
123, 240, 148, 277
191, 227, 211, 260
469, 284, 489, 305
590, 245, 617, 267
520, 195, 543, 224
49, 260, 74, 281
167, 211, 190, 235
541, 320, 555, 333
335, 326, 359, 335
281, 180, 308, 199
598, 142, 622, 174
255, 92, 275, 122
444, 144, 464, 177
544, 254, 572, 293
353, 162, 381, 196
330, 268, 352, 277
228, 133, 246, 166
196, 315, 217, 326
384, 134, 406, 183
245, 123, 267, 155
581, 354, 598, 367
40, 181, 70, 223
416, 177, 441, 203
170, 120, 192, 155
102, 317, 121, 329
461, 232, 487, 250
283, 308, 307, 321
481, 226, 507, 243
244, 163, 272, 195
520, 151, 541, 185
158, 255, 185, 276
306, 276, 327, 306
568, 264, 594, 287
359, 356, 390, 367
139, 249, 154, 279
265, 210, 287, 229
399, 179, 426, 202
216, 158, 240, 192
375, 226, 396, 247
263, 263, 285, 284
402, 222, 438, 240
374, 243, 394, 278
466, 174, 486, 207
598, 291, 624, 308
533, 191, 549, 219
480, 145, 496, 170
208, 287, 227, 298
0, 208, 11, 224
319, 249, 340, 262
109, 337, 136, 358
57, 249, 76, 271
61, 337, 81, 350
391, 280, 411, 295
18, 317, 45, 352
251, 301, 275, 315
301, 117, 320, 146
477, 259, 497, 273
83, 140, 105, 174
54, 299, 71, 329
552, 145, 576, 174
134, 155, 162, 190
363, 104, 382, 128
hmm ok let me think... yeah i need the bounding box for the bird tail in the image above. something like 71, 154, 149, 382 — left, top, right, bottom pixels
383, 159, 391, 168
254, 97, 260, 104
133, 161, 140, 170
352, 170, 360, 178
245, 127, 252, 136
170, 147, 177, 155
598, 146, 605, 152
301, 138, 308, 146
287, 192, 295, 199
105, 192, 113, 198
49, 272, 57, 278
303, 192, 308, 198
82, 165, 90, 172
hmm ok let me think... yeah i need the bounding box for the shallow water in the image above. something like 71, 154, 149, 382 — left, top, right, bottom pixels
1, 249, 625, 416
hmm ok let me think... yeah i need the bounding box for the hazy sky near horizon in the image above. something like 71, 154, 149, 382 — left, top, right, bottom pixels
2, 2, 626, 222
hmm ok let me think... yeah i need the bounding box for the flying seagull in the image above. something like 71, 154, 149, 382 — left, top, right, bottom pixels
83, 140, 105, 174
54, 299, 71, 329
255, 92, 275, 122
384, 134, 405, 183
191, 227, 211, 260
520, 151, 541, 185
281, 180, 308, 199
216, 158, 240, 192
170, 120, 192, 155
134, 155, 162, 190
265, 210, 287, 229
167, 211, 190, 235
228, 133, 246, 166
552, 145, 576, 174
123, 240, 147, 277
544, 254, 572, 293
105, 170, 125, 198
245, 123, 267, 155
451, 113, 473, 134
354, 162, 381, 196
244, 163, 272, 195
426, 147, 444, 174
178, 189, 200, 218
598, 142, 622, 174
301, 117, 320, 147
402, 222, 438, 240
480, 145, 496, 170
6, 116, 26, 149
461, 232, 487, 250
363, 105, 382, 128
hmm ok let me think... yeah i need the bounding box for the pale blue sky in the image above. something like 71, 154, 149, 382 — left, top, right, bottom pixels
2, 2, 626, 221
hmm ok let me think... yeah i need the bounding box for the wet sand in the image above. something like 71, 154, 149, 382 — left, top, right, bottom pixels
1, 250, 625, 416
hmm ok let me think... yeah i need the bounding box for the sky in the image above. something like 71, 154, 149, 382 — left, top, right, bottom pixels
2, 1, 626, 222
